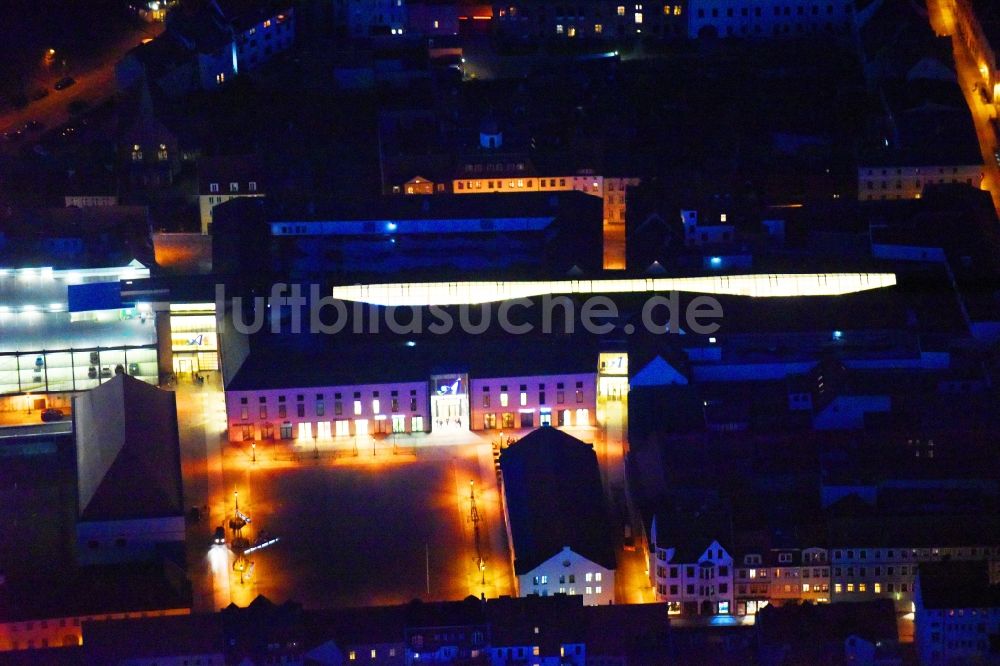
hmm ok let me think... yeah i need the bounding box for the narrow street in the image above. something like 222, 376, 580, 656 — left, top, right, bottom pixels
0, 20, 162, 153
926, 0, 1000, 215
173, 372, 233, 612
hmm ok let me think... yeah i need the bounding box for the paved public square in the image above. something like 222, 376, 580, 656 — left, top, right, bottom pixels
211, 439, 510, 608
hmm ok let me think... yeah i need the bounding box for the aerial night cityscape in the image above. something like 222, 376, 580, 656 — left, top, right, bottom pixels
1, 0, 1000, 664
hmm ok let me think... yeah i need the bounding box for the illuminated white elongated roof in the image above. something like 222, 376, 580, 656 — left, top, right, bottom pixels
331, 273, 898, 306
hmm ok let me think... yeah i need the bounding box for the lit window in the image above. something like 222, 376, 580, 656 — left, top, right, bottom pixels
556, 24, 564, 33
349, 651, 356, 660
859, 583, 866, 592
567, 26, 576, 36
586, 572, 593, 581
847, 583, 854, 592
802, 583, 810, 592
874, 583, 882, 594
216, 72, 225, 84
594, 23, 603, 32
354, 400, 362, 415
595, 585, 602, 593
674, 5, 681, 14
131, 144, 143, 161
433, 19, 439, 28
373, 399, 380, 413
532, 647, 540, 656
834, 583, 842, 593
157, 143, 168, 161
371, 649, 376, 659
230, 182, 239, 192
595, 572, 602, 581
617, 5, 625, 15
249, 181, 257, 192
500, 392, 509, 407
519, 392, 527, 406
264, 19, 272, 28
634, 11, 642, 22
210, 182, 219, 193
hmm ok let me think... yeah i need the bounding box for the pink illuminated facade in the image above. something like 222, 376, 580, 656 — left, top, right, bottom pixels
469, 372, 597, 430
225, 371, 598, 442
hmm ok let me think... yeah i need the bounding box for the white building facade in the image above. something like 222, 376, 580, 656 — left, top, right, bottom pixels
686, 0, 855, 38
518, 546, 615, 606
649, 530, 735, 616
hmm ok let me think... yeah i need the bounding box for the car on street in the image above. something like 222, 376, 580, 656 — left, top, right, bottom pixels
41, 408, 65, 422
54, 76, 76, 91
23, 120, 43, 132
213, 526, 226, 545
3, 129, 24, 142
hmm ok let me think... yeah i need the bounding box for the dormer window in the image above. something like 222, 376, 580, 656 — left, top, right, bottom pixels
210, 183, 220, 193
156, 143, 168, 161
248, 181, 257, 192
230, 182, 239, 193
131, 144, 142, 161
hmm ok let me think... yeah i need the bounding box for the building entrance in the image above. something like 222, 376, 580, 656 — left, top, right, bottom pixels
430, 373, 469, 430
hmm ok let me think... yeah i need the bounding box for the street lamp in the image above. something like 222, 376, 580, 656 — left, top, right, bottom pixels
251, 441, 256, 463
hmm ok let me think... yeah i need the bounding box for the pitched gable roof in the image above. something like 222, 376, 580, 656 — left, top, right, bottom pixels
631, 355, 689, 387
75, 374, 183, 522
499, 428, 616, 573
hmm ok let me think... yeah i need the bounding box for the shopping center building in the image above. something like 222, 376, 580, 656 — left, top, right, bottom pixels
0, 262, 158, 413
0, 262, 224, 418
222, 332, 621, 442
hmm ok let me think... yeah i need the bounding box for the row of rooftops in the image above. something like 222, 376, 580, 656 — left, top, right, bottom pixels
652, 496, 1000, 564
79, 594, 670, 663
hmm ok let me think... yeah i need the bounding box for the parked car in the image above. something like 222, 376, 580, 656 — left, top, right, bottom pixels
41, 408, 64, 422
54, 76, 76, 91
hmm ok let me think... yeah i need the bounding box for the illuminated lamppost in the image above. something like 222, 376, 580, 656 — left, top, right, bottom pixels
251, 441, 256, 463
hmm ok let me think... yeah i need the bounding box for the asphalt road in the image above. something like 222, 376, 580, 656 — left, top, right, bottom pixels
927, 0, 1000, 216
0, 21, 162, 154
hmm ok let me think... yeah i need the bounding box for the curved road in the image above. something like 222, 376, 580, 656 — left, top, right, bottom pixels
0, 21, 162, 154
